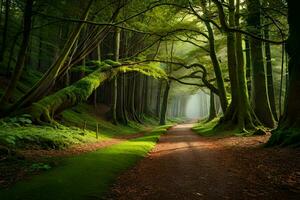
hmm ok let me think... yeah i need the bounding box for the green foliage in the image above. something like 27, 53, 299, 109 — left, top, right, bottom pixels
29, 163, 52, 172
0, 133, 162, 200
1, 114, 32, 127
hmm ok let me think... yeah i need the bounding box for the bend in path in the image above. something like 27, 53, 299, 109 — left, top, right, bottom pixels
106, 123, 300, 200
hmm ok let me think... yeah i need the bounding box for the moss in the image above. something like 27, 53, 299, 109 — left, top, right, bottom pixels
28, 60, 167, 124
29, 66, 112, 123
0, 123, 97, 149
150, 124, 173, 134
192, 118, 239, 136
266, 128, 300, 147
115, 62, 167, 79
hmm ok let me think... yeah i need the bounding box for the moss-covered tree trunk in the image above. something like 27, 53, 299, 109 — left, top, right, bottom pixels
267, 0, 300, 146
247, 0, 275, 128
5, 0, 93, 115
29, 66, 112, 124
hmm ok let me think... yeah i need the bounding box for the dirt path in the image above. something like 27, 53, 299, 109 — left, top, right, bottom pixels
106, 124, 300, 200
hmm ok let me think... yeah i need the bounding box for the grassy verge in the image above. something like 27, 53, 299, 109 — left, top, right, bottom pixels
192, 118, 219, 136
0, 132, 163, 200
191, 118, 238, 136
0, 104, 148, 150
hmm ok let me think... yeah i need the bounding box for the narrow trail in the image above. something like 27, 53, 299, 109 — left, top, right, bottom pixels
106, 124, 300, 200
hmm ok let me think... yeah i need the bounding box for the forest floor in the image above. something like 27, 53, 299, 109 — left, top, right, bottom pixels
0, 129, 168, 200
106, 123, 300, 200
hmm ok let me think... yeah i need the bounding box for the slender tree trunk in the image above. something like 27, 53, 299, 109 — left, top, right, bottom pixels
0, 0, 33, 105
143, 75, 150, 115
111, 28, 120, 124
201, 1, 228, 113
0, 0, 10, 62
264, 25, 278, 121
155, 80, 162, 118
207, 90, 217, 121
244, 36, 251, 96
160, 81, 171, 125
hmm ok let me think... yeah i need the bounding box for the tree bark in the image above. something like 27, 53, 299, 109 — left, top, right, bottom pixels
217, 0, 259, 131
29, 66, 112, 124
5, 0, 94, 115
0, 0, 10, 62
264, 24, 278, 121
159, 81, 171, 125
0, 0, 33, 105
112, 28, 120, 124
207, 90, 217, 121
155, 80, 162, 118
200, 1, 228, 113
267, 0, 300, 146
247, 0, 275, 128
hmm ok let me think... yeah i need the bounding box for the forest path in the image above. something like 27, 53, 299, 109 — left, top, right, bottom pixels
106, 123, 300, 200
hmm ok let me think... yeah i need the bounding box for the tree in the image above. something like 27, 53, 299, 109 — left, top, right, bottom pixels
215, 0, 260, 131
0, 0, 33, 105
267, 0, 300, 146
247, 0, 275, 128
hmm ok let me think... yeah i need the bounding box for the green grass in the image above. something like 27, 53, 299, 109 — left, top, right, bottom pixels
150, 124, 174, 134
193, 118, 219, 136
0, 103, 150, 150
192, 118, 233, 136
61, 104, 145, 138
0, 133, 162, 200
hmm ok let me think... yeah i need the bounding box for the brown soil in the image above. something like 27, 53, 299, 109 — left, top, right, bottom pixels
106, 124, 300, 200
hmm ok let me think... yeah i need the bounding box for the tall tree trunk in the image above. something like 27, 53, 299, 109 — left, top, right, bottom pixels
247, 0, 275, 128
159, 81, 171, 125
111, 28, 120, 124
155, 80, 162, 118
0, 0, 33, 105
217, 0, 259, 131
244, 36, 251, 96
267, 0, 300, 146
5, 0, 94, 115
0, 0, 10, 63
207, 90, 217, 121
143, 75, 150, 115
264, 25, 278, 121
201, 1, 228, 113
